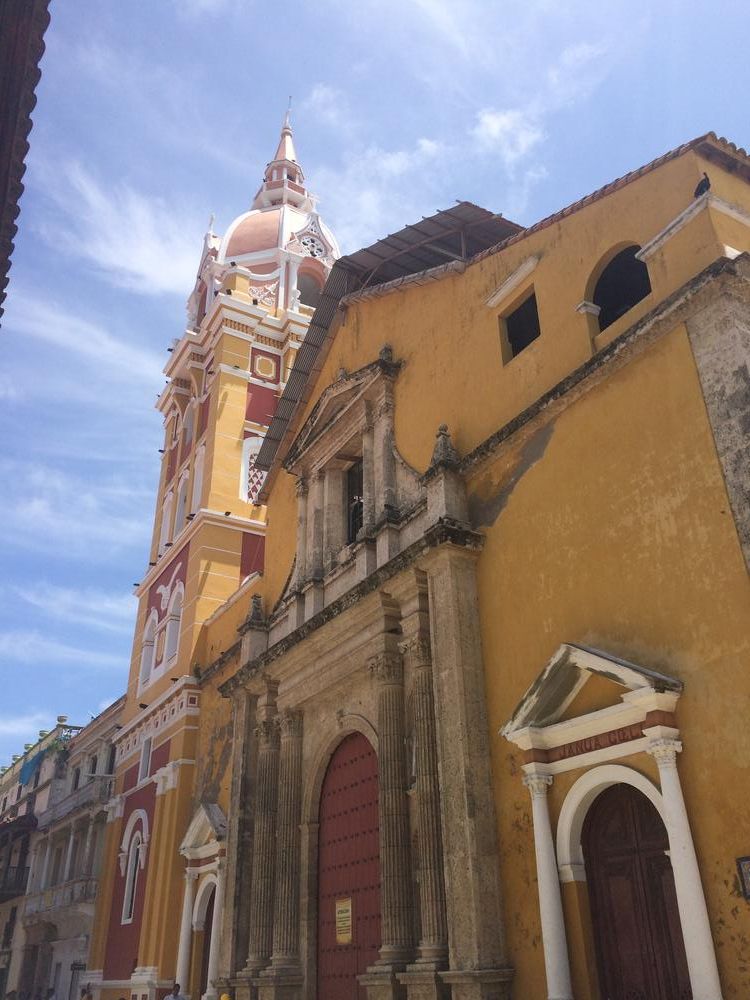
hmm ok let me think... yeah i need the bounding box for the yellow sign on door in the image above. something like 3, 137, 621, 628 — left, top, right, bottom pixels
335, 896, 353, 945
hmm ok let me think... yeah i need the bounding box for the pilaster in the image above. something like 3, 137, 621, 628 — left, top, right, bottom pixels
420, 544, 513, 999
244, 681, 281, 978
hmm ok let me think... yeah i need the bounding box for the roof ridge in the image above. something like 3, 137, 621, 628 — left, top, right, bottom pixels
472, 131, 748, 265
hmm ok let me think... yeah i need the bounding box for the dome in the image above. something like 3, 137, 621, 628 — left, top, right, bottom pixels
219, 203, 340, 263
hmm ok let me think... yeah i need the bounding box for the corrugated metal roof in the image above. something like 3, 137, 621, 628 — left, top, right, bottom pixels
256, 202, 521, 472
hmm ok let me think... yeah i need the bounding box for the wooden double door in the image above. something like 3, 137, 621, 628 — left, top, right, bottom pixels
317, 732, 381, 1000
583, 784, 692, 1000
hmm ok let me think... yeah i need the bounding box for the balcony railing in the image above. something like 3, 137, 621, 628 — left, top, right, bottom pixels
24, 875, 98, 916
0, 865, 29, 901
38, 775, 113, 828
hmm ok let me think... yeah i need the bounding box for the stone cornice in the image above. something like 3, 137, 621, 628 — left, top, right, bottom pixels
210, 517, 484, 694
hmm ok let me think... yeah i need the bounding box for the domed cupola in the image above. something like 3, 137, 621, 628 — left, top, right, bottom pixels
205, 112, 339, 316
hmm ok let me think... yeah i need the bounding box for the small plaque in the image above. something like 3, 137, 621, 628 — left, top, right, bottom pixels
737, 856, 750, 900
335, 896, 353, 945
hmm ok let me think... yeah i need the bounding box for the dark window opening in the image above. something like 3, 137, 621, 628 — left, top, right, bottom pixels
298, 273, 322, 309
346, 461, 364, 544
593, 246, 651, 331
15, 786, 21, 802
107, 744, 116, 776
88, 756, 97, 782
72, 768, 80, 792
504, 292, 541, 359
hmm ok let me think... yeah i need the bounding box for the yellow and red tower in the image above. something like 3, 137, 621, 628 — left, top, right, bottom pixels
87, 116, 338, 1000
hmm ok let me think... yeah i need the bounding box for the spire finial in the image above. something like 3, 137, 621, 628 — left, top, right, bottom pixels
207, 212, 215, 236
283, 96, 292, 131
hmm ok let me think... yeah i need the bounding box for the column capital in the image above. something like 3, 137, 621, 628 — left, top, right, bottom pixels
523, 773, 553, 798
295, 477, 307, 497
368, 650, 403, 685
648, 737, 682, 768
398, 634, 432, 667
255, 718, 280, 747
277, 709, 303, 740
184, 868, 200, 882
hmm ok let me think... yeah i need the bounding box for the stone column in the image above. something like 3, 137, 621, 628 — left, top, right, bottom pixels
293, 479, 308, 587
62, 824, 76, 882
244, 686, 281, 977
407, 636, 448, 963
647, 736, 723, 1000
522, 773, 573, 1000
323, 466, 346, 566
204, 862, 226, 1000
176, 869, 198, 993
362, 421, 376, 534
364, 647, 413, 996
307, 471, 324, 580
271, 711, 304, 969
81, 818, 96, 876
421, 545, 513, 1000
219, 689, 257, 987
39, 837, 51, 889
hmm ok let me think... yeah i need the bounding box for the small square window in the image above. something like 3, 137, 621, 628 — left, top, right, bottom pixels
502, 292, 541, 360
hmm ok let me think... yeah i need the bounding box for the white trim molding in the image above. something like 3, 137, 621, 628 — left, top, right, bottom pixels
485, 254, 540, 308
637, 191, 750, 262
554, 763, 665, 882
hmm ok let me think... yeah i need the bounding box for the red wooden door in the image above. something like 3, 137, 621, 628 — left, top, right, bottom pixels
317, 732, 381, 1000
582, 784, 692, 1000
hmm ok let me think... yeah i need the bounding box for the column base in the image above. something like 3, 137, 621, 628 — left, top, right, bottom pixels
397, 967, 449, 1000
439, 968, 514, 1000
360, 966, 408, 1000
256, 970, 303, 1000
229, 972, 255, 1000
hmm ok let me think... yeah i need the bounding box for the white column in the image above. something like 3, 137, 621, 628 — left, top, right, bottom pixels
176, 870, 198, 994
81, 818, 95, 876
203, 863, 226, 1000
62, 825, 76, 882
39, 838, 51, 889
523, 773, 573, 1000
648, 737, 723, 1000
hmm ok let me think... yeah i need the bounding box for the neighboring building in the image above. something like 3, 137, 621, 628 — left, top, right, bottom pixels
19, 697, 124, 1000
0, 718, 82, 998
0, 0, 51, 323
86, 117, 340, 1000
90, 130, 750, 1000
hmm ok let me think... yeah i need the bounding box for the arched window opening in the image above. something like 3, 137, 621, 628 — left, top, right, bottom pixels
242, 437, 265, 505
191, 446, 205, 513
298, 272, 322, 309
122, 832, 142, 923
140, 614, 157, 686
174, 474, 190, 537
183, 405, 195, 448
592, 245, 651, 331
165, 586, 183, 663
158, 492, 174, 555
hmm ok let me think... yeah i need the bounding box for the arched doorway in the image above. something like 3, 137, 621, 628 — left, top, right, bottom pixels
583, 783, 692, 999
199, 885, 215, 999
317, 732, 381, 1000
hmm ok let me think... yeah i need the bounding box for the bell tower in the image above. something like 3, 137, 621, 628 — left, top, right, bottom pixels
88, 116, 339, 998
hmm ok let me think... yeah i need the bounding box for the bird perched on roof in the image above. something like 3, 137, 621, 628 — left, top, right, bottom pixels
694, 172, 711, 198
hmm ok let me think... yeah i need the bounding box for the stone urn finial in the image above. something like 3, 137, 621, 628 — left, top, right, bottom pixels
428, 424, 460, 472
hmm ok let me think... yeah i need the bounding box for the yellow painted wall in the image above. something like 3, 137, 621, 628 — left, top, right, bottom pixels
472, 326, 750, 996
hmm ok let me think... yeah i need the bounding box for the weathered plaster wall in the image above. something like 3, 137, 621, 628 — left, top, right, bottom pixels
470, 326, 750, 996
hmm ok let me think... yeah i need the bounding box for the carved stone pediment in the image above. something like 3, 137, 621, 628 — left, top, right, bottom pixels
284, 352, 401, 476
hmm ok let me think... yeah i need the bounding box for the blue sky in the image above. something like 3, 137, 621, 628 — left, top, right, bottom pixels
1, 0, 748, 765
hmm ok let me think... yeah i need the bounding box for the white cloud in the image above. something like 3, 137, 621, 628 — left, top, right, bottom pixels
7, 290, 163, 384
0, 630, 126, 671
0, 712, 50, 739
311, 136, 444, 251
302, 84, 351, 130
12, 584, 137, 635
0, 457, 153, 559
471, 109, 545, 166
33, 161, 203, 297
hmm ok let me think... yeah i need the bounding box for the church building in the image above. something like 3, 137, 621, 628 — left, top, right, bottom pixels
88, 127, 750, 1000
